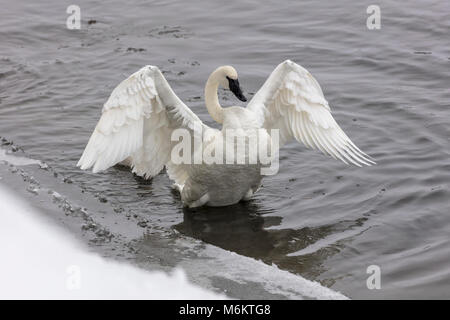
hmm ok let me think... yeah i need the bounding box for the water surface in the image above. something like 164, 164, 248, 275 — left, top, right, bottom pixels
1, 0, 449, 298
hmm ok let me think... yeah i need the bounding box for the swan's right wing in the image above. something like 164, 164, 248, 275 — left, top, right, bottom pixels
247, 60, 374, 166
77, 65, 206, 180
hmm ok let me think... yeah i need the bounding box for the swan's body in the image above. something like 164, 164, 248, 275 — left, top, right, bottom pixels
78, 60, 374, 207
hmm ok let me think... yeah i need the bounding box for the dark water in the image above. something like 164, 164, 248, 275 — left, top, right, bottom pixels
1, 0, 449, 298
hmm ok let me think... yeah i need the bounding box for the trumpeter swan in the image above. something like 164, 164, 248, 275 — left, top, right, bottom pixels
77, 60, 374, 207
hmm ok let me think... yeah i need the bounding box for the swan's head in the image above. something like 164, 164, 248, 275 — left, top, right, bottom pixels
217, 66, 247, 102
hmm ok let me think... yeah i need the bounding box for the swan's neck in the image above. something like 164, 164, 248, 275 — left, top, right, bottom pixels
205, 69, 224, 124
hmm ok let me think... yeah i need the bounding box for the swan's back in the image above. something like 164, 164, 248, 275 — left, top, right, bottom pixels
221, 106, 260, 130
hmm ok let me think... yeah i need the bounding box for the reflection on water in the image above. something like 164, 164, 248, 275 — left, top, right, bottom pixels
176, 201, 278, 258
175, 198, 369, 282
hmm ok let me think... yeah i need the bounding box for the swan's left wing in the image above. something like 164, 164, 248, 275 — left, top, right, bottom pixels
77, 65, 208, 182
247, 60, 374, 166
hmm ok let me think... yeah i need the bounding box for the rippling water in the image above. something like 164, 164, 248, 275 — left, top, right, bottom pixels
1, 0, 449, 298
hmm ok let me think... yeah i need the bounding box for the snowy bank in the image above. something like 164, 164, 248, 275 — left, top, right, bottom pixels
0, 185, 224, 299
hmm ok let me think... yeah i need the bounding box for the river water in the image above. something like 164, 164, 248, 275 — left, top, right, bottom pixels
1, 0, 449, 299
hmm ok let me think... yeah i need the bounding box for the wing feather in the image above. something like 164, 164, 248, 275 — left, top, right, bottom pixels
77, 65, 207, 182
247, 60, 374, 166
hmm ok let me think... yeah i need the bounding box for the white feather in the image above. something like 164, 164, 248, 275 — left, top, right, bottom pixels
247, 60, 375, 166
77, 65, 207, 182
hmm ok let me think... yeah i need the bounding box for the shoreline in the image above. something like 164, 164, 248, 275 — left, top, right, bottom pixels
0, 147, 346, 300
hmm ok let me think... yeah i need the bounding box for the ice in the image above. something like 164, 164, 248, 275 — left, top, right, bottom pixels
176, 238, 348, 300
0, 148, 42, 166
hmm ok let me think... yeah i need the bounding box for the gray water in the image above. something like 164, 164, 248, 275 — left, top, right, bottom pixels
1, 0, 449, 299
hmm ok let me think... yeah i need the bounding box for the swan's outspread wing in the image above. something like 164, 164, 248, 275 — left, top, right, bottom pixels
247, 60, 374, 166
77, 65, 206, 181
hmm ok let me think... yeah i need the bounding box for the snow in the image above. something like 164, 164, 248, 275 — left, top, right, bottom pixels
0, 185, 225, 300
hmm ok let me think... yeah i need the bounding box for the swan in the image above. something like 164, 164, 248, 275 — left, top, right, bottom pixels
77, 60, 374, 207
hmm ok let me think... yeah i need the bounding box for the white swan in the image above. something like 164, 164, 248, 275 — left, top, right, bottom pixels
77, 60, 374, 207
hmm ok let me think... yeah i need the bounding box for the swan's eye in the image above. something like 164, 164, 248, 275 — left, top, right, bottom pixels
226, 76, 247, 102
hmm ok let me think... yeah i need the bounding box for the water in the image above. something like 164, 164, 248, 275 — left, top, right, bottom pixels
1, 0, 449, 299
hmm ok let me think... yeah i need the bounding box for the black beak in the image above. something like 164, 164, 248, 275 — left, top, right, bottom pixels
227, 76, 247, 102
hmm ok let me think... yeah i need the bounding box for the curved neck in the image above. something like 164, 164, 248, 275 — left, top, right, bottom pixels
204, 69, 224, 124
